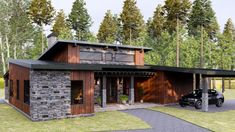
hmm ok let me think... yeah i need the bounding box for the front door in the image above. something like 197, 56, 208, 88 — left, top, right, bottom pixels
107, 77, 118, 103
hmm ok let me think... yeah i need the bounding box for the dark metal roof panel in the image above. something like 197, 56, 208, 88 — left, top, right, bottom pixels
9, 59, 235, 77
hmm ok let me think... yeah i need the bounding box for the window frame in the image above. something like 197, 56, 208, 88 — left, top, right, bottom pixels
115, 53, 134, 62
80, 51, 103, 61
24, 80, 30, 105
9, 80, 13, 97
16, 80, 20, 100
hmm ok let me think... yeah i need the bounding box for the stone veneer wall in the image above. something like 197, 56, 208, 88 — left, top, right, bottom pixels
30, 70, 71, 121
4, 78, 9, 100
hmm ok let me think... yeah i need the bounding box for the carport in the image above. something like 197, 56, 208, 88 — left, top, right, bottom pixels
151, 66, 235, 112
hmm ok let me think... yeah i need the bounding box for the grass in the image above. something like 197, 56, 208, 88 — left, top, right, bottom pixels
150, 107, 235, 132
0, 104, 150, 132
222, 89, 235, 100
0, 88, 4, 99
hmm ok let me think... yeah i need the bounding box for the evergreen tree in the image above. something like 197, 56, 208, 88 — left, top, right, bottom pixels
68, 0, 92, 41
147, 4, 165, 39
188, 0, 219, 39
97, 10, 118, 43
223, 18, 235, 41
52, 10, 70, 37
120, 0, 145, 45
164, 0, 191, 33
28, 0, 55, 53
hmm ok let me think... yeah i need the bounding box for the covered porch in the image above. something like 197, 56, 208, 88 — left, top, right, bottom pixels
94, 70, 156, 108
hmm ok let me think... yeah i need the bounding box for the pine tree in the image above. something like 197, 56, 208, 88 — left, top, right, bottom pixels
68, 0, 92, 41
223, 18, 235, 41
147, 4, 165, 39
97, 10, 118, 43
52, 10, 70, 37
188, 0, 219, 39
164, 0, 191, 33
120, 0, 145, 45
28, 0, 55, 53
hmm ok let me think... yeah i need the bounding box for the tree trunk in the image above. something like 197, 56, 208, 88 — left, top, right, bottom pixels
41, 25, 44, 53
13, 43, 17, 59
229, 78, 231, 89
176, 17, 180, 67
0, 35, 6, 74
222, 78, 225, 93
212, 78, 216, 89
5, 35, 10, 59
200, 26, 204, 68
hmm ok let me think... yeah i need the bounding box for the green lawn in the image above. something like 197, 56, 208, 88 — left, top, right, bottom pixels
222, 89, 235, 100
150, 107, 235, 132
0, 104, 150, 132
0, 88, 4, 99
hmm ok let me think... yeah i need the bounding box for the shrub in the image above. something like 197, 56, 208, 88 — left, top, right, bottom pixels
0, 78, 4, 89
119, 95, 129, 102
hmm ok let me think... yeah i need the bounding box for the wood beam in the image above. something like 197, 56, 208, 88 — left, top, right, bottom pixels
129, 75, 134, 105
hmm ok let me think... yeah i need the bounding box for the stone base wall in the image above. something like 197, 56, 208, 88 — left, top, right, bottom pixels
30, 70, 71, 121
5, 87, 9, 100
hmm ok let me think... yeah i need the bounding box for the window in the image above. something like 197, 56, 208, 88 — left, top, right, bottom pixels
71, 81, 84, 105
24, 80, 30, 105
80, 51, 102, 61
105, 53, 112, 61
10, 80, 13, 97
116, 53, 134, 62
16, 80, 19, 100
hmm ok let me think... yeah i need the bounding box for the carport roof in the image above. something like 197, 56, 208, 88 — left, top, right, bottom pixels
9, 59, 235, 77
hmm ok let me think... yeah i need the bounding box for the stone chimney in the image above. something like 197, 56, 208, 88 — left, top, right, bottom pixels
47, 33, 57, 47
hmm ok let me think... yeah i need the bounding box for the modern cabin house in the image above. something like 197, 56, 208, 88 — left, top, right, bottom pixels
4, 40, 235, 121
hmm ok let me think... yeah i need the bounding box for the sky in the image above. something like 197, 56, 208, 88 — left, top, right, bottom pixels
47, 0, 235, 35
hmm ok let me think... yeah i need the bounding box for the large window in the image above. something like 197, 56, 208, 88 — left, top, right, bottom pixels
24, 80, 30, 105
115, 53, 134, 62
10, 80, 13, 97
16, 80, 19, 100
80, 51, 102, 61
105, 53, 113, 61
71, 81, 84, 105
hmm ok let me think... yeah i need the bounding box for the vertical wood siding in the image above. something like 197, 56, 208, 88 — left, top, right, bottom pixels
70, 71, 94, 115
134, 50, 144, 65
135, 71, 193, 104
9, 64, 30, 115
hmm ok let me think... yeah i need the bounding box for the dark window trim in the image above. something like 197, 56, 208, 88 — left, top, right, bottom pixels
115, 53, 135, 62
10, 80, 13, 97
16, 80, 19, 100
24, 80, 30, 105
80, 51, 103, 61
71, 80, 85, 105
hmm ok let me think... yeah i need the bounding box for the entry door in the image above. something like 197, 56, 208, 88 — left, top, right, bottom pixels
107, 77, 118, 103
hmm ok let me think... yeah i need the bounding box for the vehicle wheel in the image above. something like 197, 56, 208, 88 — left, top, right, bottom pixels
180, 103, 186, 107
216, 99, 223, 107
195, 100, 202, 109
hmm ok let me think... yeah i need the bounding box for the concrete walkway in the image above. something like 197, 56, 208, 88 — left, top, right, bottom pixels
118, 109, 211, 132
0, 99, 4, 104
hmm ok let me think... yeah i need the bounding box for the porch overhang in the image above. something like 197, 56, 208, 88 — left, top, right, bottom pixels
95, 71, 156, 77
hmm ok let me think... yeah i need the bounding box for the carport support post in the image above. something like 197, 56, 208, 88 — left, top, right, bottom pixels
129, 75, 134, 105
202, 77, 209, 112
101, 75, 107, 108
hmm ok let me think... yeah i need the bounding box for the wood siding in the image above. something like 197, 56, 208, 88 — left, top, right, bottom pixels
135, 50, 144, 65
135, 71, 193, 104
9, 64, 30, 115
70, 71, 94, 115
